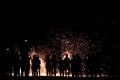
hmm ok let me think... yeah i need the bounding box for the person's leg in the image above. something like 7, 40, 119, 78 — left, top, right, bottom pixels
39, 68, 40, 76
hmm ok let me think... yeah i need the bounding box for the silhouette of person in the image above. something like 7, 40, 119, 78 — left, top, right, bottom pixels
32, 54, 40, 76
59, 56, 64, 77
18, 39, 31, 77
49, 55, 53, 76
2, 49, 12, 76
0, 49, 13, 76
45, 55, 53, 76
6, 54, 12, 76
13, 49, 21, 76
36, 54, 41, 76
64, 54, 71, 76
21, 50, 30, 77
45, 55, 50, 76
24, 54, 30, 77
77, 54, 82, 77
51, 55, 57, 76
71, 55, 77, 77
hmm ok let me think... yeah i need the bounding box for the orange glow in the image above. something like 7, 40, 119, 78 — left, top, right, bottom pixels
10, 49, 109, 77
62, 51, 72, 60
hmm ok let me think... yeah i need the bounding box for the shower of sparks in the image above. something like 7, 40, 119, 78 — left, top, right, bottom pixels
47, 28, 94, 61
25, 27, 104, 76
8, 27, 110, 77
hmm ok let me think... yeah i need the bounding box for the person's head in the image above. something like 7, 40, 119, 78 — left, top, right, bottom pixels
33, 54, 36, 59
66, 54, 68, 58
60, 56, 62, 60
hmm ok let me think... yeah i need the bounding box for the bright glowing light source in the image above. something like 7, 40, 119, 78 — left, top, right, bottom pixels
25, 39, 28, 42
6, 48, 10, 51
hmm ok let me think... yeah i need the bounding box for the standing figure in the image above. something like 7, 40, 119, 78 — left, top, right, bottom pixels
76, 54, 82, 77
64, 54, 71, 76
21, 51, 30, 77
45, 55, 50, 76
71, 55, 77, 77
52, 55, 57, 76
32, 54, 40, 76
36, 55, 41, 76
59, 57, 64, 77
13, 49, 21, 76
24, 54, 30, 77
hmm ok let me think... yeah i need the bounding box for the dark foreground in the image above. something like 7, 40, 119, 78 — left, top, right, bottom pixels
0, 76, 118, 80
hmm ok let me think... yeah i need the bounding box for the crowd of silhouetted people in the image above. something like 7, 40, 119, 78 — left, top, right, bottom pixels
0, 48, 112, 77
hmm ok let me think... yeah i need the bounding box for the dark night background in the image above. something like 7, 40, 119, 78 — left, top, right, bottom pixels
0, 15, 120, 78
0, 16, 120, 52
